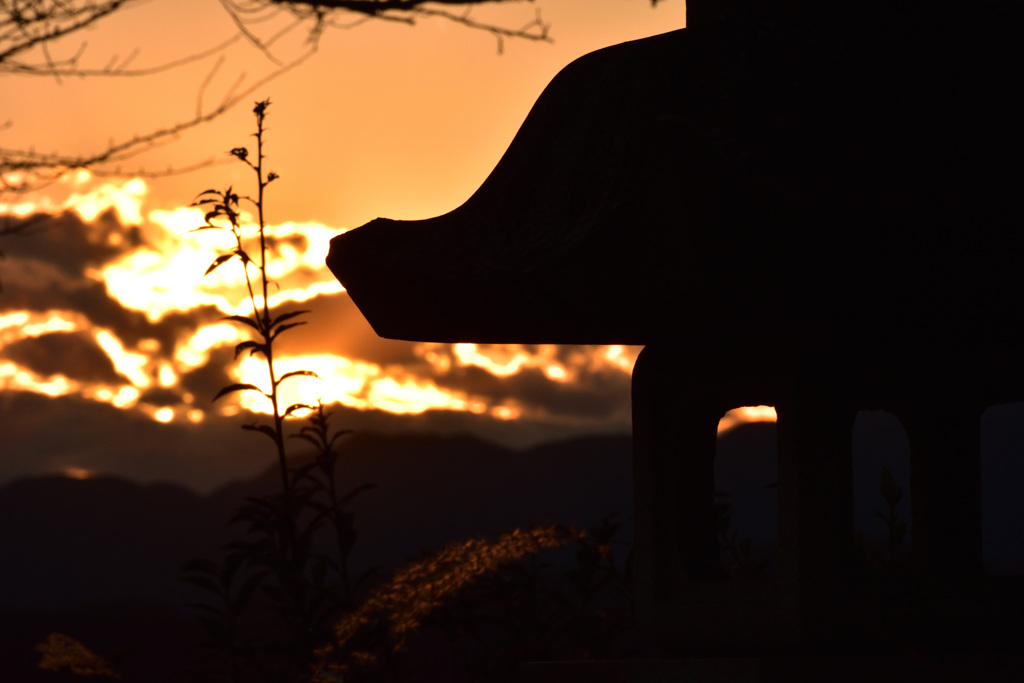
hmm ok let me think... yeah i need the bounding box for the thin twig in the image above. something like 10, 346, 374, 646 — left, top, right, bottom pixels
3, 35, 243, 77
219, 0, 283, 66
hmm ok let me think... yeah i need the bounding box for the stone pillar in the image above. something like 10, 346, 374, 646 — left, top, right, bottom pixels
633, 345, 726, 615
901, 403, 983, 578
775, 394, 857, 639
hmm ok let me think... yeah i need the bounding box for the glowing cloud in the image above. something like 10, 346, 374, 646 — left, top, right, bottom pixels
93, 330, 151, 389
230, 352, 491, 417
450, 343, 573, 381
174, 323, 247, 371
441, 342, 640, 384
0, 310, 88, 346
68, 175, 147, 225
0, 361, 81, 398
0, 170, 145, 225
4, 177, 639, 431
0, 359, 140, 411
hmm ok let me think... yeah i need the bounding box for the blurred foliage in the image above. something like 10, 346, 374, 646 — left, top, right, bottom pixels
36, 633, 120, 679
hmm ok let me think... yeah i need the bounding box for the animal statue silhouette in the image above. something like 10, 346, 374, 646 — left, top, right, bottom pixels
329, 0, 1024, 655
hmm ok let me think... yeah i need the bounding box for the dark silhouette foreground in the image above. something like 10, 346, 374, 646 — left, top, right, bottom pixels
329, 0, 1024, 664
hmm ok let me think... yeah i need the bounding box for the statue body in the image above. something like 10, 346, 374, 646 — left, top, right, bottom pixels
329, 1, 1024, 656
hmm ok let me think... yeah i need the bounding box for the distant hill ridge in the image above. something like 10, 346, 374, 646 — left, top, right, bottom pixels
3, 421, 1021, 614
0, 431, 634, 611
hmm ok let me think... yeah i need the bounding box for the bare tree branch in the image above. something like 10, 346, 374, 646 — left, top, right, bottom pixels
266, 0, 551, 46
0, 44, 318, 191
413, 5, 548, 53
0, 0, 133, 65
219, 0, 285, 65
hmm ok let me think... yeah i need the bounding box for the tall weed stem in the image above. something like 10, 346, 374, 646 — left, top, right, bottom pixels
190, 99, 317, 552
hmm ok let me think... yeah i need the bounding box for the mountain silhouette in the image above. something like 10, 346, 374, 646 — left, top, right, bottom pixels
0, 432, 633, 612
5, 422, 1023, 613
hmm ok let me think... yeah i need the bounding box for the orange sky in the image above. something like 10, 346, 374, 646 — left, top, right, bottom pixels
5, 0, 688, 225
0, 0, 777, 490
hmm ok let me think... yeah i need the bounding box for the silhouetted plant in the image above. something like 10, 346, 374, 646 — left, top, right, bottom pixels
559, 514, 637, 658
876, 465, 908, 568
291, 401, 377, 606
179, 555, 268, 681
182, 100, 366, 682
190, 98, 315, 504
856, 465, 909, 575
716, 490, 771, 579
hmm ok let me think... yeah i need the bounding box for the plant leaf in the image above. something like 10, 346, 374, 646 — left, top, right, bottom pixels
269, 310, 310, 330
275, 370, 319, 388
328, 429, 354, 449
204, 253, 235, 277
234, 340, 266, 360
234, 571, 268, 612
213, 383, 267, 402
269, 321, 306, 342
283, 403, 314, 418
241, 423, 278, 441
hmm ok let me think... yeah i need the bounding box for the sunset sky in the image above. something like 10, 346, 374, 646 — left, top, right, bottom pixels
0, 0, 777, 492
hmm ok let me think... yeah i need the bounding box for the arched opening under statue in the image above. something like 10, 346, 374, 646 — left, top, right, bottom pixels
715, 408, 778, 580
852, 410, 912, 569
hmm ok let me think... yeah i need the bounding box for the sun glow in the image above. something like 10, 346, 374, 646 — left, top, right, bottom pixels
174, 323, 246, 370
601, 345, 637, 373
96, 206, 345, 322
153, 407, 174, 423
62, 467, 95, 480
718, 405, 778, 435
